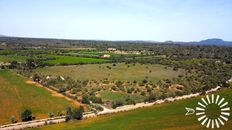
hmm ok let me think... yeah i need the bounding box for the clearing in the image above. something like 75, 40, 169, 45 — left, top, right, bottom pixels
34, 63, 184, 83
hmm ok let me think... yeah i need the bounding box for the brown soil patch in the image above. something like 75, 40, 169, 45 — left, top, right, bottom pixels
96, 92, 101, 97
26, 80, 43, 87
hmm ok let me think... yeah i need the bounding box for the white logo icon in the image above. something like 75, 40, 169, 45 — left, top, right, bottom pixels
186, 94, 230, 129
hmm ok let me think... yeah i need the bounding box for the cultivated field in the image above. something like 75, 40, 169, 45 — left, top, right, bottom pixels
34, 63, 184, 83
30, 88, 232, 130
64, 50, 135, 58
0, 70, 79, 125
43, 55, 110, 65
0, 55, 28, 62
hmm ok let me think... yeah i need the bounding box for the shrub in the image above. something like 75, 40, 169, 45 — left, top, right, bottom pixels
142, 79, 148, 84
10, 116, 17, 123
140, 91, 146, 96
111, 86, 117, 91
147, 88, 152, 92
49, 112, 54, 118
127, 88, 132, 93
71, 88, 78, 94
112, 100, 124, 109
58, 87, 66, 93
92, 97, 103, 104
72, 107, 83, 120
144, 94, 157, 103
21, 109, 33, 122
65, 107, 73, 122
173, 67, 178, 71
125, 97, 136, 105
32, 74, 41, 82
82, 95, 90, 104
9, 60, 18, 69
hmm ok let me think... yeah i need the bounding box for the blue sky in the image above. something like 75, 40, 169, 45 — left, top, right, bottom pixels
0, 0, 232, 41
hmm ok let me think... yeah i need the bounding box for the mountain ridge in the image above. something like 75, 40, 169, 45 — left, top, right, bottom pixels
0, 35, 231, 46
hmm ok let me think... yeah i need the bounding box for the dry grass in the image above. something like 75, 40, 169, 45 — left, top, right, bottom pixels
0, 70, 79, 125
34, 63, 184, 83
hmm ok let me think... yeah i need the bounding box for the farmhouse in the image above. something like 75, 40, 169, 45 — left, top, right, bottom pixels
101, 54, 111, 58
107, 48, 117, 51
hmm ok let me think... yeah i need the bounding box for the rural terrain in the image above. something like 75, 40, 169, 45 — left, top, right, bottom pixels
30, 88, 232, 130
0, 37, 232, 129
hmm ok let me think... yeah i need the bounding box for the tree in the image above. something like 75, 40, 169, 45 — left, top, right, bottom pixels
32, 73, 41, 82
127, 88, 132, 93
82, 95, 90, 104
65, 107, 73, 122
111, 86, 117, 91
140, 91, 146, 96
57, 111, 64, 116
91, 96, 103, 104
144, 94, 157, 103
72, 107, 84, 120
173, 67, 178, 71
142, 79, 148, 84
112, 100, 124, 109
9, 60, 18, 69
21, 109, 33, 122
58, 87, 66, 93
125, 97, 136, 105
49, 112, 54, 118
26, 59, 36, 69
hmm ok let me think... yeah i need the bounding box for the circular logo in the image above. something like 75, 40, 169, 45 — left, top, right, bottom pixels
196, 94, 230, 129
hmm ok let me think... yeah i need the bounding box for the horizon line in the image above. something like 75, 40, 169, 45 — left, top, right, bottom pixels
0, 34, 230, 43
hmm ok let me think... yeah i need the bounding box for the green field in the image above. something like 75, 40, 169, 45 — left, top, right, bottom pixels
43, 55, 110, 65
0, 70, 77, 125
31, 88, 232, 130
64, 51, 134, 58
34, 63, 183, 83
0, 55, 29, 62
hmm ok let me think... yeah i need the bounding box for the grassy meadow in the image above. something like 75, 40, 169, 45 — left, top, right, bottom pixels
34, 63, 184, 83
0, 70, 78, 125
43, 55, 110, 65
31, 88, 232, 130
64, 51, 134, 58
0, 55, 29, 62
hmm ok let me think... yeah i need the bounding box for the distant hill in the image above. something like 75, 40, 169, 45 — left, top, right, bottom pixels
0, 34, 6, 37
198, 38, 232, 46
200, 38, 224, 44
0, 35, 231, 47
